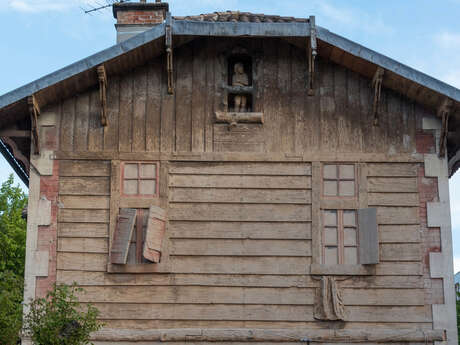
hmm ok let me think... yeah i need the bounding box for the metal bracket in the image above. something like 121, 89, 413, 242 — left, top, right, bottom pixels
307, 15, 317, 96
438, 97, 453, 157
372, 67, 384, 126
97, 65, 108, 127
28, 95, 40, 155
166, 12, 174, 94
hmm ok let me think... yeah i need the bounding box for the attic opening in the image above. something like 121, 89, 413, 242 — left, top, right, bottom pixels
227, 54, 254, 113
228, 54, 253, 86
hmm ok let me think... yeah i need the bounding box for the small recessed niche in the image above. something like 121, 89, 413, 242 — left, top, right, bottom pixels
228, 93, 253, 113
228, 55, 253, 87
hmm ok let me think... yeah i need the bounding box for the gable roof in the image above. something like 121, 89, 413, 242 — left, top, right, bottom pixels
1, 11, 460, 182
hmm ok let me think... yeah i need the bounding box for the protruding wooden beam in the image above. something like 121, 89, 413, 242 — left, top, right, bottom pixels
97, 65, 108, 127
165, 12, 174, 95
307, 15, 317, 96
215, 111, 264, 129
372, 66, 384, 126
28, 95, 40, 155
438, 97, 453, 157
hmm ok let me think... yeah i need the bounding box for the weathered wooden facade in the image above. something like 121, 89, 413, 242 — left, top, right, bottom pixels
1, 2, 459, 344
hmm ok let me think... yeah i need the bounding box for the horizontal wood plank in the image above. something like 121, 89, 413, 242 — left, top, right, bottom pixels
375, 262, 422, 276
170, 188, 311, 204
368, 193, 419, 207
57, 253, 107, 271
59, 160, 111, 177
379, 225, 421, 243
169, 175, 311, 189
169, 204, 311, 222
59, 177, 110, 196
58, 238, 108, 253
169, 221, 312, 240
377, 207, 419, 225
58, 209, 110, 223
367, 177, 417, 193
169, 162, 312, 175
170, 239, 312, 257
380, 243, 421, 262
59, 223, 108, 238
59, 196, 110, 209
367, 163, 418, 177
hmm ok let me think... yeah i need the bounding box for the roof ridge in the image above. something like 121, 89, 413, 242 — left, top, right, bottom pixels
173, 11, 310, 23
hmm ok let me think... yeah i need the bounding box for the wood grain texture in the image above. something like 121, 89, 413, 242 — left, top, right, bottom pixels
59, 177, 110, 196
59, 160, 110, 176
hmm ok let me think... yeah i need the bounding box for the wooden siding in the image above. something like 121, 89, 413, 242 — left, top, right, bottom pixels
58, 38, 417, 155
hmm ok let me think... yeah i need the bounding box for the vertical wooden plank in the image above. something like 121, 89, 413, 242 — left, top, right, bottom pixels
358, 163, 368, 209
311, 162, 321, 264
109, 160, 121, 252
335, 65, 351, 151
304, 57, 321, 152
143, 205, 167, 263
387, 91, 403, 152
291, 45, 306, 154
73, 93, 89, 151
60, 98, 75, 151
347, 70, 363, 152
136, 209, 144, 263
263, 39, 279, 152
360, 75, 375, 152
279, 41, 294, 153
319, 60, 337, 151
204, 38, 215, 152
191, 39, 206, 152
104, 75, 120, 152
132, 68, 147, 152
175, 44, 193, 152
111, 208, 137, 264
88, 88, 103, 152
119, 73, 133, 152
358, 208, 379, 265
146, 59, 162, 152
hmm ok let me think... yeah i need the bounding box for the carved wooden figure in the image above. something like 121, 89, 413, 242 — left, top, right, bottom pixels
232, 62, 249, 112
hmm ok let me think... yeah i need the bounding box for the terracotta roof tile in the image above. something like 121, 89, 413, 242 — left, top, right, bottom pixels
174, 11, 309, 24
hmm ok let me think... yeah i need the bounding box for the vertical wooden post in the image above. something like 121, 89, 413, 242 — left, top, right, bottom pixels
372, 67, 384, 126
28, 95, 40, 155
438, 98, 453, 157
307, 15, 317, 96
97, 65, 108, 127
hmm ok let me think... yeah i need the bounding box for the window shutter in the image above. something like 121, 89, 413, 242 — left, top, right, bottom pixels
358, 208, 379, 265
143, 205, 167, 263
111, 208, 137, 264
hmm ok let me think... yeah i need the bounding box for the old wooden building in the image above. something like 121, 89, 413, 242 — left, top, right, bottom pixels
0, 1, 459, 344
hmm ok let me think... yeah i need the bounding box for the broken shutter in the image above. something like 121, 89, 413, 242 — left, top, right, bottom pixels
143, 205, 167, 263
111, 208, 137, 264
358, 208, 379, 265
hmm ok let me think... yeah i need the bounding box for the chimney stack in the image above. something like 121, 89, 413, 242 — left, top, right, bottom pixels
113, 1, 169, 43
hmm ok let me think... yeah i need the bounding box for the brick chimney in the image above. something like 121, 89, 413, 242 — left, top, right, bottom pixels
113, 0, 169, 43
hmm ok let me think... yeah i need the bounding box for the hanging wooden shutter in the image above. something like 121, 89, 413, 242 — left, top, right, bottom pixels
111, 208, 137, 264
358, 208, 379, 265
143, 205, 167, 263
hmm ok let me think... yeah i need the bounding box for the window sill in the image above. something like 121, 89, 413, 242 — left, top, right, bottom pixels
107, 263, 169, 274
310, 264, 375, 276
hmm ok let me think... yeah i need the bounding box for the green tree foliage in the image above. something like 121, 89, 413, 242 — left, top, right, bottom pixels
0, 174, 27, 344
0, 271, 24, 345
0, 174, 27, 277
24, 283, 103, 345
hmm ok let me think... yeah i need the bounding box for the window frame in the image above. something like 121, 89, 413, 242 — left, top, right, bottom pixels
321, 163, 358, 198
121, 161, 159, 198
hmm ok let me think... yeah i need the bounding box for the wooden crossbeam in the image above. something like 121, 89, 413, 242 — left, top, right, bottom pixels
438, 97, 453, 157
0, 130, 30, 138
307, 15, 317, 96
215, 111, 264, 129
97, 65, 108, 126
27, 95, 40, 155
166, 12, 174, 95
372, 67, 384, 126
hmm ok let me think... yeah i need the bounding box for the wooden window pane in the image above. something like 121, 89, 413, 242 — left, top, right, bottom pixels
343, 210, 356, 226
323, 165, 337, 179
124, 180, 138, 195
339, 180, 355, 196
323, 210, 337, 226
324, 247, 338, 265
344, 247, 358, 264
324, 181, 338, 196
139, 180, 156, 195
140, 164, 156, 179
124, 164, 138, 179
340, 165, 355, 179
324, 227, 338, 245
344, 228, 357, 246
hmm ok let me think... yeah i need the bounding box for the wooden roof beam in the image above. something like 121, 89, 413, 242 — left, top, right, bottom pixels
438, 97, 454, 157
97, 65, 108, 127
28, 95, 40, 155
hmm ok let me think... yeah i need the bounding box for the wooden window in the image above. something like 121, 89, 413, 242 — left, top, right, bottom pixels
121, 162, 158, 197
323, 164, 356, 197
322, 209, 358, 265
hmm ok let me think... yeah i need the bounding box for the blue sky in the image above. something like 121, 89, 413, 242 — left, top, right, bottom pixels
1, 0, 460, 269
